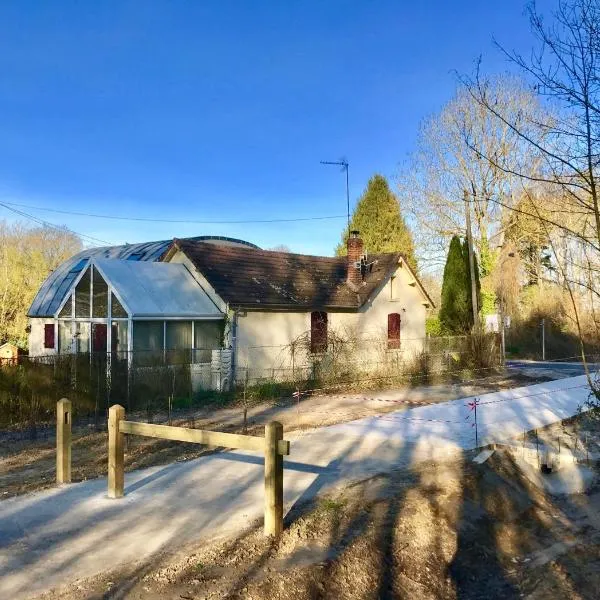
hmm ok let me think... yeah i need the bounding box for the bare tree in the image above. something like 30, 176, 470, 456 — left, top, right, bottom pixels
461, 0, 600, 384
400, 75, 543, 275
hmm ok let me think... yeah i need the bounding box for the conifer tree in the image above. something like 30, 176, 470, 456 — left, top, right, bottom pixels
335, 174, 417, 270
439, 235, 481, 334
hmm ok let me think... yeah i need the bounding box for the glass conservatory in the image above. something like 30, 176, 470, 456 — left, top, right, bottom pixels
54, 259, 224, 365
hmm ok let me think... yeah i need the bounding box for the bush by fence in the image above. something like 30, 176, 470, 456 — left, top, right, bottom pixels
0, 353, 193, 437
0, 333, 503, 437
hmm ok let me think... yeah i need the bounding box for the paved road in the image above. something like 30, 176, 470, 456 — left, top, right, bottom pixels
507, 360, 594, 379
0, 374, 594, 599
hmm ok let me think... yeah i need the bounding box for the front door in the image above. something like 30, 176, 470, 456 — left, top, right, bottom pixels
92, 323, 107, 354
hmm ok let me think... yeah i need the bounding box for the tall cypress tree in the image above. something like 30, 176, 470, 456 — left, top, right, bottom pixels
439, 235, 480, 334
335, 174, 417, 270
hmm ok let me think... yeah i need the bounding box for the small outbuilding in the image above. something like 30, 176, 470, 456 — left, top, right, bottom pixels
0, 342, 19, 364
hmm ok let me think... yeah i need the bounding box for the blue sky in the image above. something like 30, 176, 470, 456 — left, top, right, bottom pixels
0, 1, 550, 254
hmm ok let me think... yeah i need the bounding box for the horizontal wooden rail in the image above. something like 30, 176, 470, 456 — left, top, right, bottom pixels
108, 404, 290, 536
119, 420, 291, 456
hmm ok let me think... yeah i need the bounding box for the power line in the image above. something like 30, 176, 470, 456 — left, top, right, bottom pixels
0, 202, 111, 246
0, 200, 347, 225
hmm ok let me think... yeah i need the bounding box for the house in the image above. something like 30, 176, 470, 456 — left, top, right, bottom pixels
28, 232, 433, 388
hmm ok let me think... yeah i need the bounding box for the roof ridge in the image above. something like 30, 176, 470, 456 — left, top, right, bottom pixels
176, 239, 408, 263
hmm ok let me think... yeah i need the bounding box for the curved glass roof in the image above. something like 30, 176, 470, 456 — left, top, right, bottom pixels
28, 236, 257, 318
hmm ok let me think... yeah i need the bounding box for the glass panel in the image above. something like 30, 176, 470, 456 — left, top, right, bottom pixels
133, 321, 164, 365
58, 294, 72, 318
166, 321, 192, 363
111, 292, 127, 317
111, 321, 128, 359
92, 267, 109, 318
193, 321, 222, 363
58, 322, 73, 354
75, 268, 91, 318
75, 322, 90, 354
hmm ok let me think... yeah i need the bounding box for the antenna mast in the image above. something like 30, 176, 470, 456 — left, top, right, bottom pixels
320, 159, 350, 231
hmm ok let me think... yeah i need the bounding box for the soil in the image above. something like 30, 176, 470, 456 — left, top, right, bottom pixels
34, 447, 600, 600
0, 372, 547, 499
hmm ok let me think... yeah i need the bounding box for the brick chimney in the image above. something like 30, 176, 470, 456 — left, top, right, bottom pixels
346, 230, 364, 286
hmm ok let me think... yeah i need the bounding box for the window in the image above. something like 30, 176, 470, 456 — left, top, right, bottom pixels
166, 321, 192, 362
111, 292, 127, 318
59, 322, 72, 354
310, 311, 328, 353
74, 268, 91, 317
133, 321, 164, 364
194, 321, 223, 363
76, 322, 90, 354
44, 324, 55, 349
92, 267, 108, 318
58, 294, 72, 318
390, 275, 400, 301
111, 321, 128, 357
388, 313, 401, 349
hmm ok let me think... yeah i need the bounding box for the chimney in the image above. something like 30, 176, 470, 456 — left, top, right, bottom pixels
346, 230, 364, 286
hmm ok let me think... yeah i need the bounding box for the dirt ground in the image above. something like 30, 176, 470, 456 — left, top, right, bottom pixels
34, 444, 600, 600
0, 372, 546, 499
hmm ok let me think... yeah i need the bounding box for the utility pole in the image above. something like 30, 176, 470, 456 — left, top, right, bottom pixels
464, 189, 479, 332
541, 318, 546, 361
499, 293, 506, 365
321, 159, 350, 232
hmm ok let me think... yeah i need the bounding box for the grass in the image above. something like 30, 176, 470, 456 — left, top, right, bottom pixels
318, 498, 347, 513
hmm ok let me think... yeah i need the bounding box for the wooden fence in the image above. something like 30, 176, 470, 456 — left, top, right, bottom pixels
56, 398, 71, 484
54, 399, 291, 536
108, 404, 290, 536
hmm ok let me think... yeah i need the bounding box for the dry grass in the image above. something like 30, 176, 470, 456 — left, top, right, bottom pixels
36, 451, 600, 600
0, 371, 543, 500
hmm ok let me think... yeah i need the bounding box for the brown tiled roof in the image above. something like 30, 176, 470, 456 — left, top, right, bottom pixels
168, 240, 406, 310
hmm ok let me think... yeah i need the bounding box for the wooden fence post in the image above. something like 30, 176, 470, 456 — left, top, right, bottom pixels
108, 404, 125, 498
56, 398, 72, 484
264, 421, 284, 537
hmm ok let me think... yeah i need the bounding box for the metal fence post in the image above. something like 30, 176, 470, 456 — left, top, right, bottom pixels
56, 398, 72, 484
108, 404, 125, 498
264, 421, 284, 537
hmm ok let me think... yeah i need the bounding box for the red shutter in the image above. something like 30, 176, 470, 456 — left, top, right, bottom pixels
388, 313, 400, 349
44, 324, 55, 349
311, 311, 328, 353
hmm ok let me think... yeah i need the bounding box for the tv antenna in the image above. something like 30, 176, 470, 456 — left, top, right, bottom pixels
320, 159, 350, 231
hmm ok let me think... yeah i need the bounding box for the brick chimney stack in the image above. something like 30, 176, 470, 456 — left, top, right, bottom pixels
346, 230, 364, 286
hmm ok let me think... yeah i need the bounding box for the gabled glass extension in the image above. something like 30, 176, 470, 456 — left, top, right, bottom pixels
54, 260, 224, 365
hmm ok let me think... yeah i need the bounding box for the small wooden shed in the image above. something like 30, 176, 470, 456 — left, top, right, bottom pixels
0, 342, 19, 364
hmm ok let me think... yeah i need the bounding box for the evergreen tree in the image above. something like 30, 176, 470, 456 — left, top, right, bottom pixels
335, 174, 417, 270
439, 235, 481, 334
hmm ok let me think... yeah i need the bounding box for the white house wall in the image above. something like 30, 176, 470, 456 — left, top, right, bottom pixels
235, 263, 428, 381
28, 318, 57, 357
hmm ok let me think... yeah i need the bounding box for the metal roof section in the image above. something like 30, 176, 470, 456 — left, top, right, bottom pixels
28, 236, 258, 318
93, 259, 223, 318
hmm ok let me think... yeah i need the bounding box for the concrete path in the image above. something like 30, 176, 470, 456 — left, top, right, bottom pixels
0, 374, 595, 599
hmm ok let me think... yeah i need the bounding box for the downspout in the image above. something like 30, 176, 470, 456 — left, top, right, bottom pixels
229, 305, 238, 389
